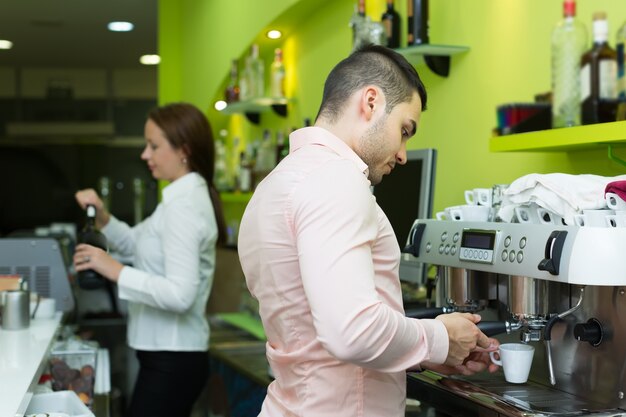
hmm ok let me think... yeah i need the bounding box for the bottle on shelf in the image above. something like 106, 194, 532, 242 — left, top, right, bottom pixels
224, 59, 240, 103
270, 48, 286, 99
381, 0, 401, 49
238, 147, 254, 193
350, 0, 367, 49
407, 0, 429, 45
616, 20, 626, 120
254, 129, 277, 185
240, 44, 264, 101
77, 204, 108, 290
275, 130, 289, 163
551, 0, 587, 128
581, 11, 617, 125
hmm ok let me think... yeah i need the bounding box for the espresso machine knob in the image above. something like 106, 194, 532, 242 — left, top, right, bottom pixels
573, 318, 603, 346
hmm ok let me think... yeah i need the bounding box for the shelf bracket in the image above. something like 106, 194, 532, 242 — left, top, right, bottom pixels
607, 144, 626, 168
244, 112, 260, 125
271, 103, 287, 117
424, 55, 450, 77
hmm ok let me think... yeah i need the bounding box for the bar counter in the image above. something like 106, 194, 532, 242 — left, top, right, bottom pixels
0, 312, 63, 417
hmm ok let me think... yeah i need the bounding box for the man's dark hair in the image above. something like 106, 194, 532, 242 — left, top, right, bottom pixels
316, 44, 427, 123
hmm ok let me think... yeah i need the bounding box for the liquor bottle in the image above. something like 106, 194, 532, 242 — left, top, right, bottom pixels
246, 44, 265, 99
381, 0, 400, 49
551, 0, 587, 128
238, 150, 253, 192
617, 20, 626, 99
350, 0, 368, 50
224, 59, 240, 103
408, 0, 429, 45
77, 204, 108, 290
270, 48, 286, 98
581, 11, 617, 125
275, 131, 288, 163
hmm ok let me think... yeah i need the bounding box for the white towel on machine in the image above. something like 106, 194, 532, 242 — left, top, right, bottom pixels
497, 173, 626, 225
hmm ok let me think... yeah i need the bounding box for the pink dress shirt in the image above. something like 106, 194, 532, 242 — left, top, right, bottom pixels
238, 127, 449, 417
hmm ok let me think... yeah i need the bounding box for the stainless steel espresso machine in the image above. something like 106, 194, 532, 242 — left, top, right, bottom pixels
403, 219, 626, 417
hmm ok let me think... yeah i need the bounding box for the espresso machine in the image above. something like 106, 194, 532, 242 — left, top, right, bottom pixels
403, 219, 626, 417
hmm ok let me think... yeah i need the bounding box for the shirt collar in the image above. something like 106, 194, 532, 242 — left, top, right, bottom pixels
162, 172, 206, 203
289, 126, 369, 176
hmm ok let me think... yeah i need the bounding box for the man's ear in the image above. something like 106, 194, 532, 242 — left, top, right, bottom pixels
360, 86, 381, 121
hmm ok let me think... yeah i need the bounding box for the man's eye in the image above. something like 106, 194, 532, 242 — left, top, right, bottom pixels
402, 128, 409, 138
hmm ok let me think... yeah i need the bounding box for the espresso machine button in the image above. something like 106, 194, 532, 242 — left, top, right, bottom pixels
574, 318, 603, 346
425, 242, 432, 253
504, 235, 511, 247
516, 251, 524, 263
452, 232, 459, 243
508, 250, 516, 262
450, 245, 457, 255
519, 237, 527, 249
441, 232, 448, 241
501, 250, 508, 261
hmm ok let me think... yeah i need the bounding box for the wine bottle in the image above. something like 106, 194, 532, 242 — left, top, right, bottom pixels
408, 0, 429, 45
77, 204, 108, 290
581, 11, 617, 125
381, 0, 400, 49
616, 21, 626, 100
551, 0, 587, 128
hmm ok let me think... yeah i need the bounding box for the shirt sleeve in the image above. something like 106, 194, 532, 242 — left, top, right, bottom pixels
292, 159, 448, 372
101, 215, 137, 257
117, 198, 208, 313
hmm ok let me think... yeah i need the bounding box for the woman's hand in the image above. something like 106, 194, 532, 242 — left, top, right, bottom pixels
73, 243, 123, 282
75, 189, 111, 228
421, 338, 501, 376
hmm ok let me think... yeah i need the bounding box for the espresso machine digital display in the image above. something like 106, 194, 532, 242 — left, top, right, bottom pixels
459, 229, 497, 264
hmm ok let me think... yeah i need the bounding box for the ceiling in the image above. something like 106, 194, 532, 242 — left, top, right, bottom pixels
0, 0, 157, 68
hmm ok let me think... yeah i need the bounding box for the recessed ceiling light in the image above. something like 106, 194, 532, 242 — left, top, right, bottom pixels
267, 30, 282, 40
0, 40, 13, 50
140, 54, 161, 65
108, 21, 134, 32
214, 100, 227, 111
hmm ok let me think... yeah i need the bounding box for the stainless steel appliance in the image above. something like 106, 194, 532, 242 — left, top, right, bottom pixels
403, 219, 626, 416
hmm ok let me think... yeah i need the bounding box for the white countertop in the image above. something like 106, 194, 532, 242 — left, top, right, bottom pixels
0, 312, 62, 417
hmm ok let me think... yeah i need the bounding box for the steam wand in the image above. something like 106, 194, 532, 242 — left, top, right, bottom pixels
543, 286, 585, 386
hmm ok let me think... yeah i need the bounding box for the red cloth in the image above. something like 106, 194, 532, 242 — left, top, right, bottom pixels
605, 180, 626, 201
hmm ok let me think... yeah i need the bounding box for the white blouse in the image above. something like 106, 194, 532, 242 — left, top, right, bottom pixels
103, 172, 217, 351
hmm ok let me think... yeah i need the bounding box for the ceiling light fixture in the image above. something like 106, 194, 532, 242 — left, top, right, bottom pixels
140, 54, 161, 65
214, 100, 227, 111
267, 30, 282, 40
108, 21, 134, 32
0, 40, 13, 50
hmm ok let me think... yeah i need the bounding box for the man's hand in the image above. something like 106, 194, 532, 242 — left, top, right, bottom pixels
435, 312, 493, 367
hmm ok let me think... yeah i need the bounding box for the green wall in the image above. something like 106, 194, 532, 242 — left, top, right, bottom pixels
159, 0, 626, 215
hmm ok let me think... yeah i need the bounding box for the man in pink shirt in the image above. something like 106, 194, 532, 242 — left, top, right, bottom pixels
238, 44, 499, 417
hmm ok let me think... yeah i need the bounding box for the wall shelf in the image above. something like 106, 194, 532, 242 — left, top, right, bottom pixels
489, 121, 626, 152
395, 44, 470, 77
221, 97, 289, 124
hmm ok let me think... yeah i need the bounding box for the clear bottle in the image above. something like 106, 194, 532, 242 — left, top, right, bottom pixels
245, 44, 265, 99
270, 48, 286, 98
77, 204, 108, 290
350, 0, 367, 49
224, 59, 240, 103
581, 11, 617, 124
551, 0, 587, 128
382, 0, 401, 49
616, 21, 626, 100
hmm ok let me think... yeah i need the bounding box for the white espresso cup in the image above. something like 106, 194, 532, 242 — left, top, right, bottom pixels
606, 192, 626, 211
574, 209, 615, 227
448, 205, 491, 222
464, 188, 493, 207
536, 207, 564, 225
514, 204, 540, 224
436, 206, 462, 221
489, 343, 535, 384
606, 212, 626, 228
